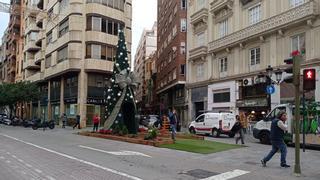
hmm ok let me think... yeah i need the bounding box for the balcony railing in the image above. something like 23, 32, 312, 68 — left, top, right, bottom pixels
190, 8, 209, 25
189, 46, 208, 61
208, 1, 318, 52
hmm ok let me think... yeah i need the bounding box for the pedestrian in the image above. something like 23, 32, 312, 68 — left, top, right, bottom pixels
61, 113, 67, 128
168, 108, 177, 141
173, 109, 181, 132
261, 111, 290, 168
92, 114, 100, 132
231, 115, 245, 145
73, 115, 81, 130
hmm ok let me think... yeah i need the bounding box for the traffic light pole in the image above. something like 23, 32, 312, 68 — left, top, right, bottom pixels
293, 55, 302, 175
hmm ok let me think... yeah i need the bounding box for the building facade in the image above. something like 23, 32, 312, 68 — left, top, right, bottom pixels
157, 0, 188, 126
133, 22, 157, 113
22, 0, 132, 127
187, 0, 320, 122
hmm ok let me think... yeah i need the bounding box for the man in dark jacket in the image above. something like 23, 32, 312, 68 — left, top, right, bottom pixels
73, 115, 81, 130
261, 111, 290, 168
232, 115, 244, 144
168, 108, 176, 141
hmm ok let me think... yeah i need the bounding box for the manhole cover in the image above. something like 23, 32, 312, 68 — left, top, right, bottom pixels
182, 169, 219, 179
245, 161, 259, 165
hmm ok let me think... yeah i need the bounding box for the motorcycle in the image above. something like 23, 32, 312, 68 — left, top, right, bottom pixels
32, 118, 55, 130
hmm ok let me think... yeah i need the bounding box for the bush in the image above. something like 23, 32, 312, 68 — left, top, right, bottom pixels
144, 128, 158, 140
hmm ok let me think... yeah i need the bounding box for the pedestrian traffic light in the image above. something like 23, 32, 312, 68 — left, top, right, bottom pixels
303, 69, 316, 91
283, 58, 293, 83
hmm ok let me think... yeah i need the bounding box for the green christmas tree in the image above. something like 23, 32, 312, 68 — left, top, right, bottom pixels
103, 29, 139, 134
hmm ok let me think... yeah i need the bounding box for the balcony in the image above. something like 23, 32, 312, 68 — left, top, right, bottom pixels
37, 0, 44, 9
34, 50, 44, 65
24, 40, 41, 52
209, 1, 319, 52
36, 12, 46, 27
44, 59, 81, 79
9, 16, 21, 29
25, 22, 40, 35
84, 59, 114, 73
26, 72, 43, 82
35, 30, 44, 45
189, 46, 208, 62
210, 0, 234, 15
190, 8, 209, 25
25, 5, 38, 17
24, 59, 40, 70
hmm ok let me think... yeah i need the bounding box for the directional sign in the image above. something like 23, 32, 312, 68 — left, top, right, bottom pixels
266, 85, 275, 95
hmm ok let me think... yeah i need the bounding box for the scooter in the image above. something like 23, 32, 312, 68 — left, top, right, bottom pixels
32, 118, 55, 130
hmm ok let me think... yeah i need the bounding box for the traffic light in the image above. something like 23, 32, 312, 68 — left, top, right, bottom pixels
303, 69, 316, 91
283, 58, 293, 83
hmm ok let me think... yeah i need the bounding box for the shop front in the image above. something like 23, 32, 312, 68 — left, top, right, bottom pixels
190, 86, 208, 120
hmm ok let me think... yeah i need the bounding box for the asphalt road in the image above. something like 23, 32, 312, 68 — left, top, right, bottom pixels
0, 125, 319, 180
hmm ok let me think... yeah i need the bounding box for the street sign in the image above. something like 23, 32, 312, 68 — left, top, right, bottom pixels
266, 85, 275, 94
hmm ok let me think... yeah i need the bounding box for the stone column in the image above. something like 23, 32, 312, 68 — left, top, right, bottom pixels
315, 66, 320, 102
60, 77, 65, 126
78, 71, 88, 128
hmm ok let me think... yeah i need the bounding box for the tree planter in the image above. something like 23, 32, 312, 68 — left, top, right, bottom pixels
78, 131, 174, 147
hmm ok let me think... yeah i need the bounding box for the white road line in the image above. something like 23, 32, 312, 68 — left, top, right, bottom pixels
6, 160, 11, 163
0, 156, 4, 159
18, 159, 24, 163
25, 163, 32, 168
200, 169, 250, 180
46, 176, 56, 180
0, 134, 143, 180
12, 155, 16, 158
35, 169, 42, 174
79, 145, 151, 158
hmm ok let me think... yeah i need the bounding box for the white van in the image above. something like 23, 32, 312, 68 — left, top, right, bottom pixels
189, 112, 236, 137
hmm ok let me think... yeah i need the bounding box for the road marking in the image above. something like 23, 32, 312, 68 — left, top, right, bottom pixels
35, 169, 42, 174
0, 156, 4, 159
25, 163, 32, 168
0, 134, 143, 180
46, 176, 56, 180
18, 159, 24, 163
6, 160, 11, 163
200, 169, 250, 180
12, 155, 16, 158
79, 145, 151, 158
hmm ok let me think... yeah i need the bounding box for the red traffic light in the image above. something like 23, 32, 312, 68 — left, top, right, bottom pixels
303, 69, 316, 91
303, 69, 315, 80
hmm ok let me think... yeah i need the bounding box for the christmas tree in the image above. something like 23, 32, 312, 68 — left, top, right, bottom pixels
103, 29, 139, 134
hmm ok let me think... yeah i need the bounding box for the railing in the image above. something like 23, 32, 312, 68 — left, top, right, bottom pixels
208, 1, 318, 52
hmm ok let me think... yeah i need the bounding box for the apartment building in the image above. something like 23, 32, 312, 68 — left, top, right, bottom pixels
187, 0, 320, 121
23, 0, 132, 127
133, 22, 157, 113
157, 0, 187, 126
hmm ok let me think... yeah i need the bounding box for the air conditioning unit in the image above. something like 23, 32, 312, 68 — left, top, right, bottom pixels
243, 78, 252, 86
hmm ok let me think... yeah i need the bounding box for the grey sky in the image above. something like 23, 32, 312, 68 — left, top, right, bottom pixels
0, 0, 10, 43
0, 0, 158, 67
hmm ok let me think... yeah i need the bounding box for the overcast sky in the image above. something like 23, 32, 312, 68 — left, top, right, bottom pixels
0, 0, 157, 66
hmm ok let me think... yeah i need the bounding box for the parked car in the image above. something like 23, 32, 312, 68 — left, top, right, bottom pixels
0, 114, 12, 125
189, 112, 236, 137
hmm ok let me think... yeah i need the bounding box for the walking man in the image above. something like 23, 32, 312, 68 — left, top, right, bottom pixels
73, 115, 81, 130
231, 115, 244, 144
92, 114, 100, 132
168, 108, 177, 141
61, 113, 67, 128
261, 111, 290, 168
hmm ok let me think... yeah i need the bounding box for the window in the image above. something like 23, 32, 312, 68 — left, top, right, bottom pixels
46, 31, 52, 45
220, 57, 228, 72
180, 42, 186, 54
29, 32, 37, 41
172, 25, 177, 37
197, 0, 205, 10
57, 46, 68, 62
290, 0, 304, 8
92, 44, 101, 59
181, 18, 187, 32
180, 64, 185, 75
249, 4, 261, 25
59, 18, 69, 37
181, 0, 186, 9
86, 43, 115, 61
291, 34, 305, 54
250, 47, 260, 66
48, 8, 53, 19
196, 32, 205, 47
219, 19, 228, 38
92, 17, 101, 31
196, 63, 204, 77
45, 55, 51, 68
173, 69, 177, 80
196, 114, 205, 122
59, 0, 69, 13
213, 91, 230, 103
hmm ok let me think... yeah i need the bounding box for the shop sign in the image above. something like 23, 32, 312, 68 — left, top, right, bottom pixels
236, 98, 268, 107
64, 98, 77, 104
87, 98, 105, 105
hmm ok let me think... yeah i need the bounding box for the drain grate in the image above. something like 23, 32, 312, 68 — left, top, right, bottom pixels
181, 169, 220, 179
